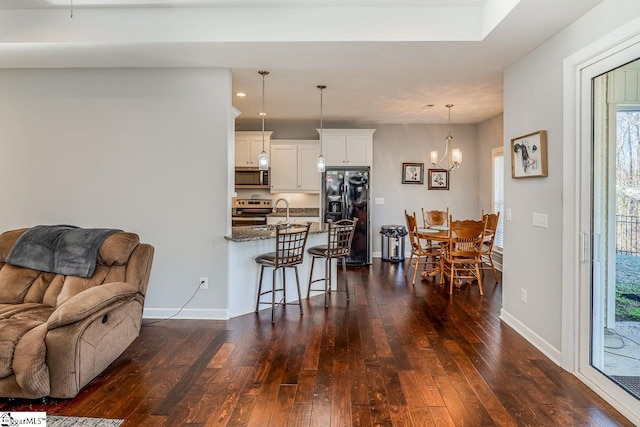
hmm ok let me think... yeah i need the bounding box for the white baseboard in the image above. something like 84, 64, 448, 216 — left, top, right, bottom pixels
499, 308, 562, 366
372, 251, 381, 258
143, 307, 229, 320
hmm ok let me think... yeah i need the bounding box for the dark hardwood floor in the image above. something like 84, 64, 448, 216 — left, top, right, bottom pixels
0, 259, 633, 426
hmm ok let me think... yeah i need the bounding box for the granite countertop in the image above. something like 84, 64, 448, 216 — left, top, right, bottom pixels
268, 208, 320, 218
225, 222, 326, 242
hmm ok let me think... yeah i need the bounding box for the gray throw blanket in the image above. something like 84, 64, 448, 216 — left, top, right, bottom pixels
6, 225, 120, 278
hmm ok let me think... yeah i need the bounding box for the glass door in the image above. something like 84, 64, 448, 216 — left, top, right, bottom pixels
591, 59, 640, 401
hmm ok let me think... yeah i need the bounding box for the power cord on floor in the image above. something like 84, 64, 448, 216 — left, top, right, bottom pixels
604, 328, 625, 349
603, 327, 640, 362
142, 279, 204, 326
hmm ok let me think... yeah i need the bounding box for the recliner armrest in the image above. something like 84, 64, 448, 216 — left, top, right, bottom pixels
47, 281, 139, 330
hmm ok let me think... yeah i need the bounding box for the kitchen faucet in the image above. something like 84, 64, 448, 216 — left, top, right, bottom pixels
273, 198, 290, 225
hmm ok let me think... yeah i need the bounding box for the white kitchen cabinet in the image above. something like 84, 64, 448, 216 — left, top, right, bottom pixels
319, 129, 375, 167
270, 140, 321, 193
235, 131, 272, 168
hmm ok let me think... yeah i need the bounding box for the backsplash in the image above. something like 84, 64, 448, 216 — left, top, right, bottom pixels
235, 189, 320, 208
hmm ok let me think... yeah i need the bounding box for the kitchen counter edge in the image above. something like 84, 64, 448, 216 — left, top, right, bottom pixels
225, 222, 326, 243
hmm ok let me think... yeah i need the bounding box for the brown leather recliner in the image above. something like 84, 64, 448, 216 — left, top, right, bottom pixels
0, 228, 154, 398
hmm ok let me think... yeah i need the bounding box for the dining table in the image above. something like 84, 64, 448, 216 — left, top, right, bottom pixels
416, 225, 450, 279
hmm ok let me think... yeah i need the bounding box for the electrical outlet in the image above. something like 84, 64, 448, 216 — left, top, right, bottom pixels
375, 198, 384, 204
199, 277, 209, 290
521, 288, 527, 303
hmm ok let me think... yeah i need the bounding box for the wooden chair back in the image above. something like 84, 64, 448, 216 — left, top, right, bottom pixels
404, 210, 422, 251
422, 208, 449, 228
274, 223, 311, 267
448, 215, 487, 259
405, 210, 433, 256
481, 210, 500, 235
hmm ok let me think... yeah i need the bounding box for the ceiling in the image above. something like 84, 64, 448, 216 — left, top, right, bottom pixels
0, 0, 604, 124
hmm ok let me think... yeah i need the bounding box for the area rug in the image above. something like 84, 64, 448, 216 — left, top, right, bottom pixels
47, 416, 123, 427
611, 375, 640, 395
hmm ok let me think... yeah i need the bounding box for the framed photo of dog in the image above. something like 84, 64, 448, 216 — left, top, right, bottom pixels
511, 130, 548, 179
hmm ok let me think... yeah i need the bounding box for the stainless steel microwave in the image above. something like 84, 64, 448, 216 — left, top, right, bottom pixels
235, 168, 269, 188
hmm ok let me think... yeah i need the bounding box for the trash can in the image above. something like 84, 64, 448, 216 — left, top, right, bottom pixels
380, 225, 407, 262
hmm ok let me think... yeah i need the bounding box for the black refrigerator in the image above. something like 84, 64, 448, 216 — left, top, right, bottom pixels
323, 167, 370, 265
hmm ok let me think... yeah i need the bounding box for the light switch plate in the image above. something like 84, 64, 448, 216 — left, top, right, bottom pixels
506, 208, 512, 221
532, 212, 548, 228
375, 198, 384, 205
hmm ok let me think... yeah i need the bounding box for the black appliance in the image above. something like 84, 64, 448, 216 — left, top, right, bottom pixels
323, 168, 370, 265
232, 199, 272, 227
235, 168, 269, 189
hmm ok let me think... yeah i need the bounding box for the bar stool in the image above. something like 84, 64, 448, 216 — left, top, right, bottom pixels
307, 218, 358, 308
255, 222, 311, 323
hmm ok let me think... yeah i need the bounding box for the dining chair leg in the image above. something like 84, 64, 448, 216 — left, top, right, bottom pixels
489, 256, 498, 282
256, 265, 265, 312
342, 257, 350, 302
449, 264, 455, 294
294, 266, 303, 315
307, 256, 317, 295
475, 264, 483, 296
404, 252, 414, 278
271, 268, 277, 323
411, 256, 419, 286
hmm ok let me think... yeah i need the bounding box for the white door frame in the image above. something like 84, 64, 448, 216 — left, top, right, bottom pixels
562, 16, 640, 425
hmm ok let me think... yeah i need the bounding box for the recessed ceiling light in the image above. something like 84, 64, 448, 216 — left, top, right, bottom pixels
235, 92, 247, 97
422, 104, 435, 110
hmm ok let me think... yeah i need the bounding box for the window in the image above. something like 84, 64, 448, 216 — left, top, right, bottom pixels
492, 147, 504, 251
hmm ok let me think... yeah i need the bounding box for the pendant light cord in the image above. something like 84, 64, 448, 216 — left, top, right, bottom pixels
261, 71, 266, 152
319, 86, 324, 155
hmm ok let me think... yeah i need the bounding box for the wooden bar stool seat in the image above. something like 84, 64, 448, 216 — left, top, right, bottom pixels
255, 222, 311, 323
307, 218, 358, 308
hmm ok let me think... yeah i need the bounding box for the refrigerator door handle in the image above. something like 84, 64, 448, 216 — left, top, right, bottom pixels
342, 183, 348, 219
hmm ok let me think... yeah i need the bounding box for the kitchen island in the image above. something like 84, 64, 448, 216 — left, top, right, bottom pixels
225, 223, 336, 318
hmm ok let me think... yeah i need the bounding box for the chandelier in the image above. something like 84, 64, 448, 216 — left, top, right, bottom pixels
430, 104, 462, 171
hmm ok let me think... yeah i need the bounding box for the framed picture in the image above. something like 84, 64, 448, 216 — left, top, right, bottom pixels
402, 162, 424, 184
511, 130, 548, 178
428, 169, 449, 190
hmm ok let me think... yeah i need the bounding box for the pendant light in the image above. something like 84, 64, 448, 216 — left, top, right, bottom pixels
430, 104, 462, 171
316, 85, 327, 173
258, 70, 269, 171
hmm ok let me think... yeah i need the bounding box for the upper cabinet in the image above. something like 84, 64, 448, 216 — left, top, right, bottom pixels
235, 131, 272, 168
320, 129, 375, 167
270, 140, 321, 193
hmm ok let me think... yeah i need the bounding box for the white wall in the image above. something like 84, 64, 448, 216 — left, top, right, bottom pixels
502, 0, 640, 355
0, 68, 232, 318
477, 113, 503, 214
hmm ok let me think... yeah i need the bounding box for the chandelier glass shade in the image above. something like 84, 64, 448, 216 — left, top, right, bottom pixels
430, 104, 462, 171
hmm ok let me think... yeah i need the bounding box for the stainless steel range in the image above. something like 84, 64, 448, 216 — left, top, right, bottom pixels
231, 199, 273, 227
